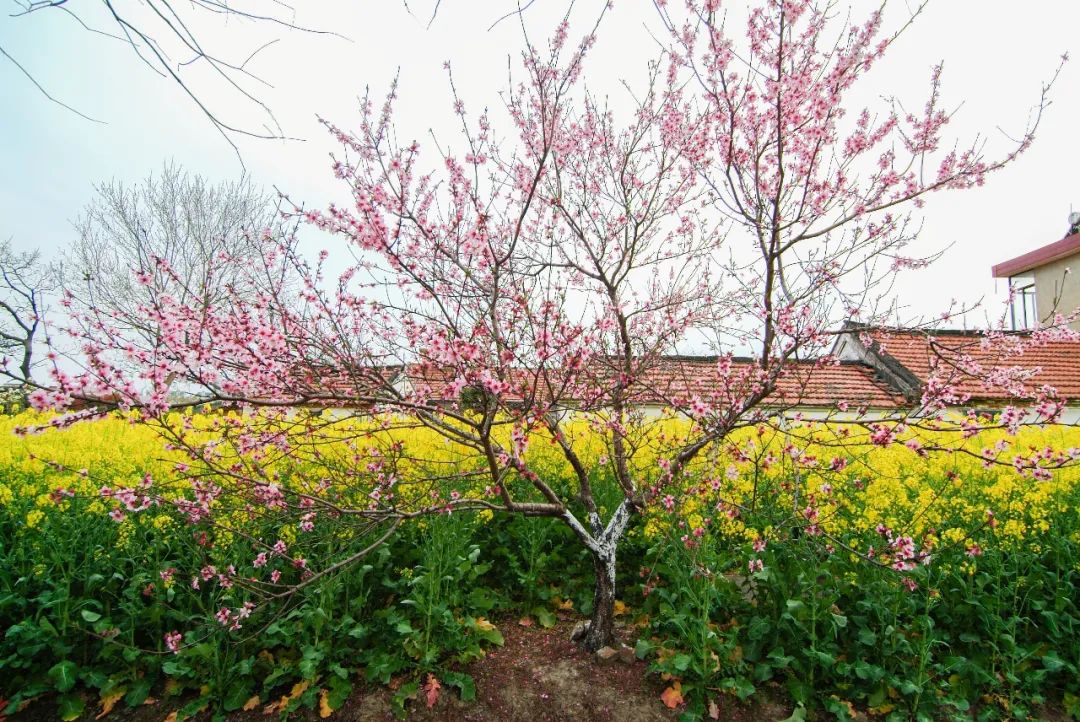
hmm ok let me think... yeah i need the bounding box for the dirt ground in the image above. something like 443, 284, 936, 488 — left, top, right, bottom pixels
321, 619, 791, 722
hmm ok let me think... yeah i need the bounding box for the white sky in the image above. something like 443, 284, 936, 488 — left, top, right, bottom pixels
2, 1, 1078, 329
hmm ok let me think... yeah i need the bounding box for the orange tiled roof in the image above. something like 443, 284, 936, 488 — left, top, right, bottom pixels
623, 357, 904, 409
297, 356, 905, 410
860, 327, 1080, 402
350, 357, 906, 410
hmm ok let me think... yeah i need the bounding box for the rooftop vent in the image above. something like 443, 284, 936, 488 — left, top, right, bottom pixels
1068, 211, 1080, 238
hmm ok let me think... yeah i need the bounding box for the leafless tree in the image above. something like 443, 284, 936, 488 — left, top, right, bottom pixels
64, 163, 283, 363
0, 239, 54, 385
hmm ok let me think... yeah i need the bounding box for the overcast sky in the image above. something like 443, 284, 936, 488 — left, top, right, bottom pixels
2, 1, 1078, 329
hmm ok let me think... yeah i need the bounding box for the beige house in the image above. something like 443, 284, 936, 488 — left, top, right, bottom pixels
993, 217, 1080, 331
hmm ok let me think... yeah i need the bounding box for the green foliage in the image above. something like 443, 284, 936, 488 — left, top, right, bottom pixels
636, 502, 1080, 720
0, 496, 508, 718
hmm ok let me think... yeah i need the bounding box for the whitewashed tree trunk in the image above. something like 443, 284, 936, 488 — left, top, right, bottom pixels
565, 499, 634, 651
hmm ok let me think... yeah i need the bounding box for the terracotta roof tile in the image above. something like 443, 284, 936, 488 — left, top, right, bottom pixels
306, 356, 904, 410
861, 328, 1080, 402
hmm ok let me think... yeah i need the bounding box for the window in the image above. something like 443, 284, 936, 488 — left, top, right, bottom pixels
1008, 274, 1037, 330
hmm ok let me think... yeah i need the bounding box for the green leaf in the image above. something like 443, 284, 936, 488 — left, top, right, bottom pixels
390, 680, 419, 720
634, 638, 652, 660
394, 620, 415, 635
441, 671, 475, 702
48, 660, 78, 693
732, 677, 755, 700
124, 679, 152, 707
897, 679, 921, 696
767, 648, 794, 668
854, 660, 883, 681
779, 703, 806, 722
327, 676, 353, 709
222, 681, 252, 712
533, 607, 556, 629
80, 610, 102, 623
673, 654, 692, 672
468, 618, 504, 646
180, 695, 211, 719
1062, 691, 1079, 718
825, 696, 855, 720
57, 694, 85, 721
161, 660, 187, 676
1042, 652, 1067, 672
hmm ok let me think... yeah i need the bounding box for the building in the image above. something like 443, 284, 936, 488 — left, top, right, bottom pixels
305, 328, 1080, 423
308, 357, 907, 420
298, 323, 1080, 423
993, 215, 1080, 331
833, 323, 1080, 424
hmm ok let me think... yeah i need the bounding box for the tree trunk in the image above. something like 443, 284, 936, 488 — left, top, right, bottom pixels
562, 500, 633, 652
582, 548, 617, 652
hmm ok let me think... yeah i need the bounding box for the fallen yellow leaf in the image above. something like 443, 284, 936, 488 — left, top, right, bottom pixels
96, 688, 125, 719
163, 712, 178, 722
474, 618, 496, 631
318, 689, 333, 719
242, 695, 260, 711
613, 600, 628, 616
278, 680, 312, 710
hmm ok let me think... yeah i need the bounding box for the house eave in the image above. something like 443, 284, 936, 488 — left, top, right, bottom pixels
992, 232, 1080, 278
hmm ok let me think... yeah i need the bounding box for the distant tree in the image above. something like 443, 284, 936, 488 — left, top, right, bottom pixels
64, 163, 283, 369
0, 239, 53, 386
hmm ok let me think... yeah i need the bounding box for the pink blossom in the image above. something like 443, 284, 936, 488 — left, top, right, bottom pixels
164, 631, 182, 654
